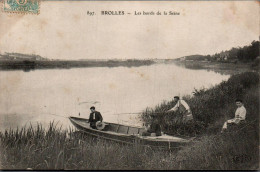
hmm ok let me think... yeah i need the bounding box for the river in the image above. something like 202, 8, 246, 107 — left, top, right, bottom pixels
0, 63, 230, 131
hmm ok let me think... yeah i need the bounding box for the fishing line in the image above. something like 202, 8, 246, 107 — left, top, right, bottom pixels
110, 111, 168, 116
110, 112, 143, 115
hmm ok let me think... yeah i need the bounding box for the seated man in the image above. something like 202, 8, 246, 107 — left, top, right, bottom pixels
167, 96, 193, 123
89, 106, 103, 129
221, 99, 246, 133
142, 115, 162, 136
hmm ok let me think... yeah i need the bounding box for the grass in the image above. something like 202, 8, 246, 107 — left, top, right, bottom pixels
0, 122, 179, 170
141, 72, 259, 136
0, 122, 258, 170
140, 71, 259, 169
0, 72, 259, 170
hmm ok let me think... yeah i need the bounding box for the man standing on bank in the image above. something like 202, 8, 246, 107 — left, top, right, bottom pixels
167, 96, 193, 123
89, 106, 103, 129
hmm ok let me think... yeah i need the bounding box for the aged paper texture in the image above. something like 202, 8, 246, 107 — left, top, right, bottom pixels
0, 0, 259, 170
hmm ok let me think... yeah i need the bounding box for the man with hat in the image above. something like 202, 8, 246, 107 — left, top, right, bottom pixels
141, 114, 162, 136
167, 96, 193, 123
89, 106, 103, 129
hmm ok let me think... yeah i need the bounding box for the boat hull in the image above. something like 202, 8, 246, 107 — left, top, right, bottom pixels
69, 116, 189, 149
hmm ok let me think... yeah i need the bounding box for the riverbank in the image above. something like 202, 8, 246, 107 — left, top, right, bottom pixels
172, 60, 257, 75
171, 40, 259, 75
0, 72, 259, 170
142, 72, 259, 136
141, 71, 259, 169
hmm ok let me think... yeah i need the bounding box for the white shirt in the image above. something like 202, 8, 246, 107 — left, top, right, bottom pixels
169, 99, 190, 112
235, 106, 246, 120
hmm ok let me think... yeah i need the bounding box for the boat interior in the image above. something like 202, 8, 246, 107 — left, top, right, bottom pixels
70, 116, 188, 142
70, 116, 145, 135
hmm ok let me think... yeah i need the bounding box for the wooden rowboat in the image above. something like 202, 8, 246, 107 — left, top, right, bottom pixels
69, 116, 189, 149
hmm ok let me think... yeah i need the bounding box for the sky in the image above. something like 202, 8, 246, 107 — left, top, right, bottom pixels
0, 1, 259, 60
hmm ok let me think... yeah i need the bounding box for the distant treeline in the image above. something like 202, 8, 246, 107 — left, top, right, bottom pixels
0, 59, 155, 71
0, 53, 49, 61
178, 40, 259, 63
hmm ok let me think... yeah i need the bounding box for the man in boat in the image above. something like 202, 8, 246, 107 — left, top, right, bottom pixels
221, 99, 246, 133
89, 106, 103, 129
142, 114, 162, 136
167, 96, 193, 123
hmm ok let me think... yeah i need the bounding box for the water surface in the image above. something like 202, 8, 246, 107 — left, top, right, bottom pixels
0, 63, 230, 131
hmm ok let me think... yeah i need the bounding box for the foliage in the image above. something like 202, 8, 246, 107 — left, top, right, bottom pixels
141, 72, 259, 136
179, 40, 259, 63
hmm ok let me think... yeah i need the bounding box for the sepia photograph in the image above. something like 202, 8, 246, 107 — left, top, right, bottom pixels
0, 0, 259, 170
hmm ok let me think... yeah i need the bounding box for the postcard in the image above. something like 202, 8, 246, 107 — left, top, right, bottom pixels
0, 0, 259, 170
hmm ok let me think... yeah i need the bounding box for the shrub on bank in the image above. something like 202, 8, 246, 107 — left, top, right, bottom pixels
140, 72, 259, 170
141, 72, 259, 136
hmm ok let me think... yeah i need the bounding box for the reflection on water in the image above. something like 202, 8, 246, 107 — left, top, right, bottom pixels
0, 64, 230, 131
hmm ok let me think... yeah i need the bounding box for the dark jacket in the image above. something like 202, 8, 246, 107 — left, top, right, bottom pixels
89, 111, 103, 123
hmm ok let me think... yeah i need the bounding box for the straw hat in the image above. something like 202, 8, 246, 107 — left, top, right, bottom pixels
96, 121, 105, 130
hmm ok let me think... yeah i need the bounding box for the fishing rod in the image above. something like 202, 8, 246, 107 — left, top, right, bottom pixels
44, 113, 69, 118
78, 101, 100, 105
44, 110, 169, 118
77, 101, 170, 115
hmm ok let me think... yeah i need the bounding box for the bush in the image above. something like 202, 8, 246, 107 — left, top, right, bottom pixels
141, 72, 259, 136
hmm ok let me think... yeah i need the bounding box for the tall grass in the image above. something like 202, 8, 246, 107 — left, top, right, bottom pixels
0, 121, 258, 170
139, 72, 259, 170
173, 129, 259, 170
0, 122, 178, 170
141, 72, 259, 136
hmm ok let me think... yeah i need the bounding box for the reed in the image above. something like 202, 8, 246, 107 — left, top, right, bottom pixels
0, 122, 258, 170
0, 122, 177, 170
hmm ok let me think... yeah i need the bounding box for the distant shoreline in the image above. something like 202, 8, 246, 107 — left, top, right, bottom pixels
0, 59, 156, 71
0, 56, 258, 74
172, 59, 257, 75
